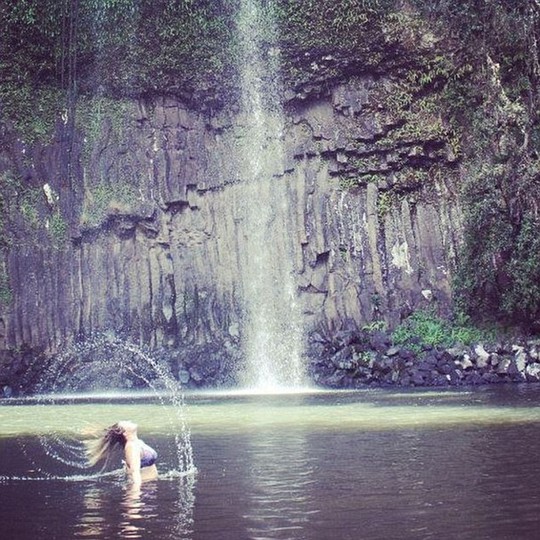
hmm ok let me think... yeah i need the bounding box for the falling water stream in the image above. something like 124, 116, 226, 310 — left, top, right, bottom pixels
234, 0, 305, 391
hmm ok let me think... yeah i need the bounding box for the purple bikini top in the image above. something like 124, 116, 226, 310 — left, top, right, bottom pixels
140, 441, 158, 468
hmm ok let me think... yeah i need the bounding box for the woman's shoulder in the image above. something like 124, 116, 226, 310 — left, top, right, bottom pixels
124, 439, 141, 451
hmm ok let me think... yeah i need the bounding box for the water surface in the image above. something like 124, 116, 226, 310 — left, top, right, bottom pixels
1, 385, 540, 539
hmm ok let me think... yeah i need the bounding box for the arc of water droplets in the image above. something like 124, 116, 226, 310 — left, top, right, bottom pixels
11, 334, 195, 482
120, 340, 195, 476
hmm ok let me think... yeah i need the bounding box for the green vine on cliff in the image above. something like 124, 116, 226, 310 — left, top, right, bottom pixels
0, 84, 65, 144
0, 169, 70, 252
376, 190, 394, 220
48, 211, 69, 249
454, 47, 540, 328
0, 260, 12, 307
81, 182, 139, 228
76, 95, 133, 167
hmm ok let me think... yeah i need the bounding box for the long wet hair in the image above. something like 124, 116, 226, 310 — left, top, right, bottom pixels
85, 423, 127, 467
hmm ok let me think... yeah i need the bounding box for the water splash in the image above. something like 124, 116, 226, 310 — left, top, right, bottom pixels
234, 0, 306, 392
0, 469, 124, 484
4, 335, 195, 483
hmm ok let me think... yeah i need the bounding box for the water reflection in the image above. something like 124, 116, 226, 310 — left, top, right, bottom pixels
83, 486, 105, 514
243, 430, 318, 539
119, 482, 157, 539
76, 484, 113, 538
74, 474, 195, 539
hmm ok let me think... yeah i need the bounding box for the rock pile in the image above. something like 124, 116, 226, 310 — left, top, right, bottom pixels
308, 328, 540, 389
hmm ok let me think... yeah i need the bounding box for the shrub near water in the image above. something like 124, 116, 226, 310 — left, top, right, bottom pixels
392, 310, 493, 354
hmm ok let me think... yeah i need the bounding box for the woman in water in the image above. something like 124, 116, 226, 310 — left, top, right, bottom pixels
85, 421, 158, 487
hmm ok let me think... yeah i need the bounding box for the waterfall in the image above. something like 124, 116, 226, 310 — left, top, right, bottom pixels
233, 0, 305, 391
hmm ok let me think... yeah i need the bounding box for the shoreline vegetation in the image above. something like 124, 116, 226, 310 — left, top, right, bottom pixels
308, 312, 540, 389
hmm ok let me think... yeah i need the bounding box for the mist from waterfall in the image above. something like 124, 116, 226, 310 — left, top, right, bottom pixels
233, 0, 305, 391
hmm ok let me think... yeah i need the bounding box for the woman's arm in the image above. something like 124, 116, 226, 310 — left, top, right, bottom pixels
124, 441, 142, 486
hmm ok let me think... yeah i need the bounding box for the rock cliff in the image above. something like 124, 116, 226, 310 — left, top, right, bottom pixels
0, 80, 461, 390
1, 0, 538, 392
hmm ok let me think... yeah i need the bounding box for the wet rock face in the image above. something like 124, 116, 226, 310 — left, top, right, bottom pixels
0, 74, 462, 390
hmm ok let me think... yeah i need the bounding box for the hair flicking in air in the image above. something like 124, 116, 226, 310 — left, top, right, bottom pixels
85, 423, 127, 467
